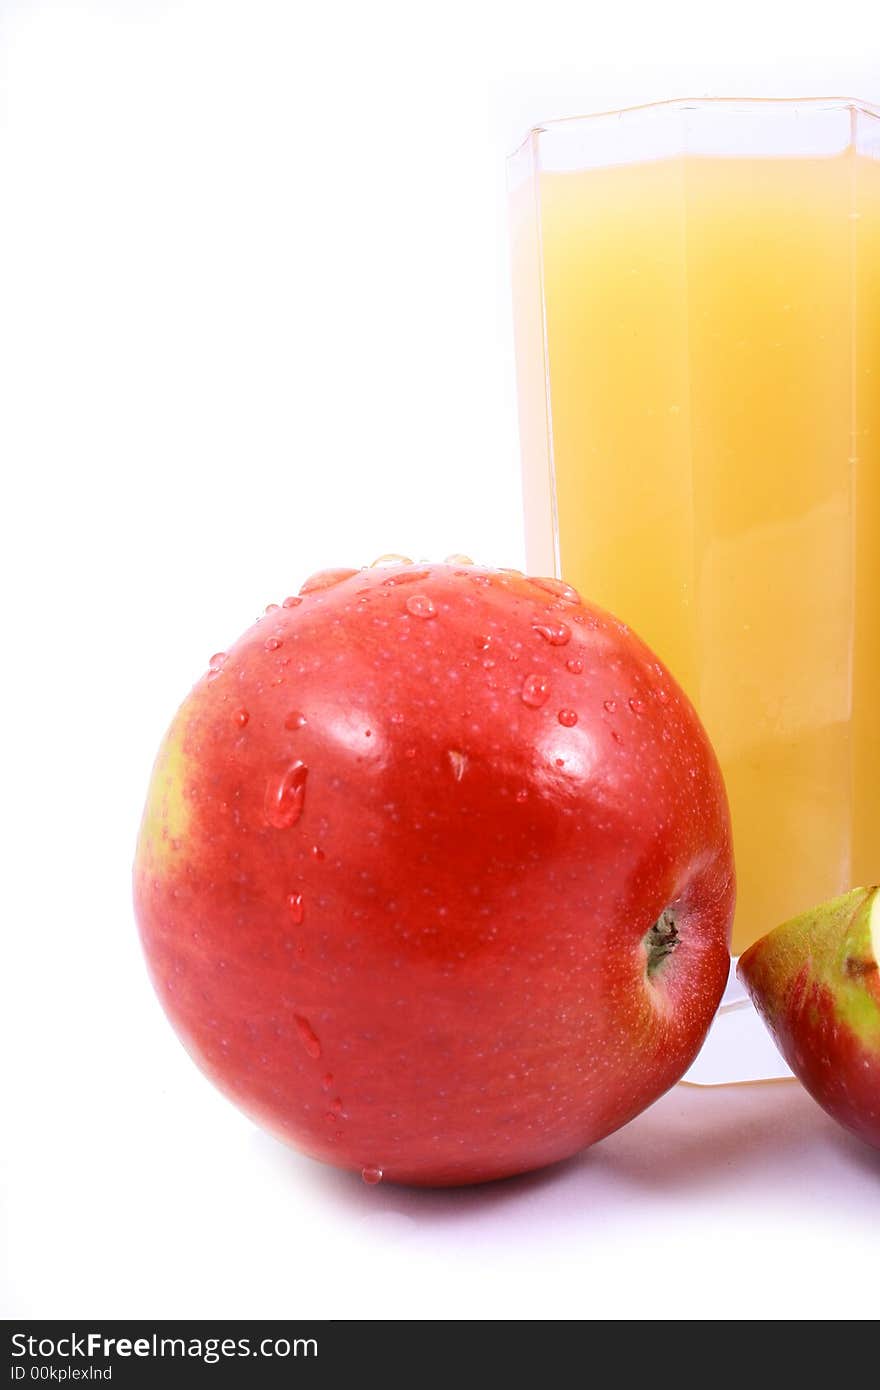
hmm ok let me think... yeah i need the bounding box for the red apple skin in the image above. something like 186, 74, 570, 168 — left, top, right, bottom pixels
738, 887, 880, 1151
134, 563, 734, 1186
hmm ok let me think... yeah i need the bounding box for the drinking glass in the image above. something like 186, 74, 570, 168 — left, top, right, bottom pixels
509, 98, 880, 1080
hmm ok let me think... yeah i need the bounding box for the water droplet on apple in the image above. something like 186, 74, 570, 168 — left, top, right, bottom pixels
566, 657, 584, 674
284, 710, 307, 731
474, 633, 492, 652
265, 636, 283, 652
447, 749, 467, 781
628, 697, 646, 715
234, 708, 249, 728
361, 1166, 384, 1185
527, 577, 581, 605
311, 845, 326, 861
208, 652, 227, 673
287, 892, 305, 924
370, 553, 413, 567
515, 789, 529, 804
321, 1073, 334, 1091
603, 699, 617, 714
521, 673, 550, 708
405, 594, 437, 620
532, 621, 571, 646
282, 595, 302, 608
656, 688, 670, 705
300, 568, 359, 594
294, 1015, 322, 1059
265, 602, 280, 613
558, 708, 578, 727
444, 553, 474, 565
327, 1096, 343, 1117
264, 762, 308, 829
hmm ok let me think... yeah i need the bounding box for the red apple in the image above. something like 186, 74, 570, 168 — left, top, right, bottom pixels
134, 561, 734, 1186
738, 886, 880, 1150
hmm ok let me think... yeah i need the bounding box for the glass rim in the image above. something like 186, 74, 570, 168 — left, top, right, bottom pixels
509, 94, 880, 162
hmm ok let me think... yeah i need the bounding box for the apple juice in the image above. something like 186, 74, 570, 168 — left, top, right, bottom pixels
509, 101, 880, 954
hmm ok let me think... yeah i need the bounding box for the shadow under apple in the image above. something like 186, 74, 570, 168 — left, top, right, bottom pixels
254, 1075, 879, 1229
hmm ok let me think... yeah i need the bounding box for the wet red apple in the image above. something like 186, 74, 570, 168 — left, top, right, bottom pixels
739, 886, 880, 1150
134, 561, 734, 1186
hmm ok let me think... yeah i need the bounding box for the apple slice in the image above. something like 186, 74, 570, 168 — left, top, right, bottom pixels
738, 886, 880, 1150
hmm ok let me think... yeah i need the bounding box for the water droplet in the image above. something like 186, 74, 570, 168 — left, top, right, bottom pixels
265, 602, 280, 613
208, 652, 227, 673
282, 595, 302, 608
444, 553, 473, 565
566, 657, 584, 674
321, 1073, 334, 1091
361, 1166, 384, 1185
532, 621, 571, 647
294, 1015, 322, 1059
474, 633, 492, 652
234, 708, 250, 728
515, 789, 528, 804
628, 697, 646, 715
264, 762, 308, 829
611, 729, 623, 745
383, 568, 430, 587
527, 577, 581, 604
300, 568, 359, 594
370, 553, 413, 567
327, 1096, 343, 1116
554, 757, 565, 768
287, 892, 305, 924
406, 594, 437, 620
521, 673, 550, 708
447, 749, 467, 781
558, 709, 578, 727
603, 699, 617, 714
656, 688, 670, 706
265, 636, 283, 652
311, 845, 325, 861
284, 710, 307, 731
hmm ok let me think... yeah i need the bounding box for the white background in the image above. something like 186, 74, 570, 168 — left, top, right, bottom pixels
3, 0, 880, 1321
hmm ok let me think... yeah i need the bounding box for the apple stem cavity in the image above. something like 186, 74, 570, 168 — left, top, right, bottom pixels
644, 908, 679, 981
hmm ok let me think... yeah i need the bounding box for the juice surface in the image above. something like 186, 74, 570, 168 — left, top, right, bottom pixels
511, 152, 880, 954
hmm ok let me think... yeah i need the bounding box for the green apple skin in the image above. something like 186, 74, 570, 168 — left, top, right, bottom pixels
738, 887, 880, 1150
